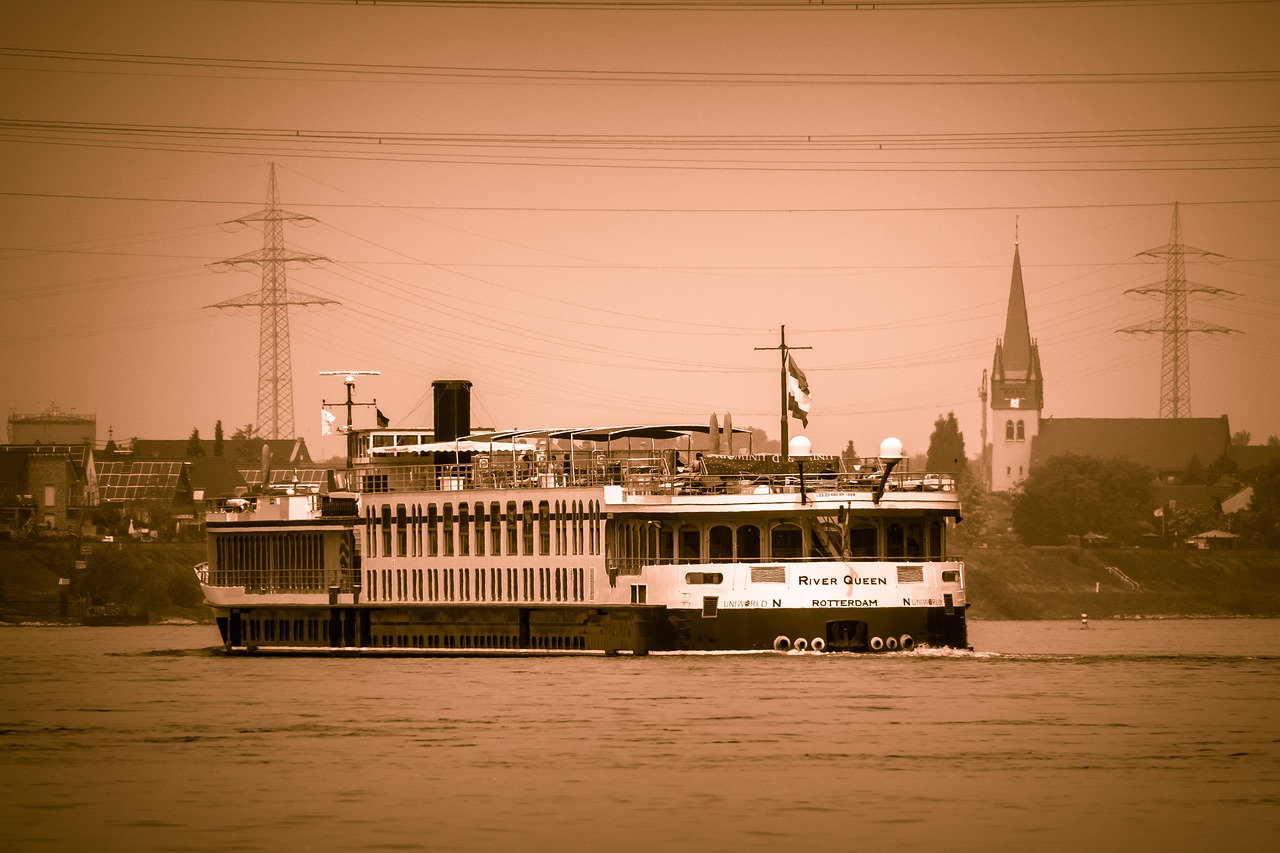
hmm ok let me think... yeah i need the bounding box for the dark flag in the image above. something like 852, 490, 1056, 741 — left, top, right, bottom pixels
376, 408, 390, 428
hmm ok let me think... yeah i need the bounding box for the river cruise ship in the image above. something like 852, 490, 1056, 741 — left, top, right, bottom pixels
197, 382, 968, 655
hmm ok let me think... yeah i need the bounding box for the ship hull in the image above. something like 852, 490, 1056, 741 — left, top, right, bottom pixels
206, 600, 968, 656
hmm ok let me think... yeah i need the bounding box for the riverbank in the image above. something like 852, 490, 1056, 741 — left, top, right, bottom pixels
1, 541, 1277, 624
961, 546, 1280, 620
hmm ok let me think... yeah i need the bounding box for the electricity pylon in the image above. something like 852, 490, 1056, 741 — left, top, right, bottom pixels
1118, 202, 1236, 419
208, 164, 336, 439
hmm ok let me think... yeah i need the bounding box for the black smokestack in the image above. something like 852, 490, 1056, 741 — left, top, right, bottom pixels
432, 380, 472, 443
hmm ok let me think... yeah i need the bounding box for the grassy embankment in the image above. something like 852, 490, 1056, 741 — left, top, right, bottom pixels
2, 541, 1277, 624
962, 546, 1280, 620
0, 542, 207, 624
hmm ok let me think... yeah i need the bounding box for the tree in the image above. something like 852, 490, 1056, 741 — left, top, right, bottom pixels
1011, 454, 1154, 545
925, 411, 967, 483
186, 428, 206, 457
1232, 430, 1252, 447
231, 423, 257, 441
1267, 435, 1279, 447
214, 420, 225, 457
1239, 459, 1280, 548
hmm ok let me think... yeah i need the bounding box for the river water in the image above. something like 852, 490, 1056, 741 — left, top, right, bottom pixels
1, 619, 1277, 852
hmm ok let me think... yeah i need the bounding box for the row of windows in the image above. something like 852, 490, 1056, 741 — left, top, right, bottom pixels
364, 500, 602, 561
364, 566, 589, 604
613, 518, 947, 565
1005, 419, 1027, 441
212, 532, 330, 591
235, 618, 588, 652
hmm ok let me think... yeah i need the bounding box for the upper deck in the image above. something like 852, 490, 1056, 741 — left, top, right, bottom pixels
341, 449, 959, 508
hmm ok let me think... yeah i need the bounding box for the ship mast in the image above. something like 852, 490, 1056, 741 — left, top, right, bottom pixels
755, 325, 811, 460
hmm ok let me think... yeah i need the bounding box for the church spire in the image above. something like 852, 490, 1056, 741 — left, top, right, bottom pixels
1000, 243, 1034, 377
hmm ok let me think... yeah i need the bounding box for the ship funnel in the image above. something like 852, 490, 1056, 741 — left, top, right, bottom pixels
432, 380, 473, 443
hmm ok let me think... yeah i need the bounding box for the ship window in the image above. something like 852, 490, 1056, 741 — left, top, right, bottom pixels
708, 525, 733, 563
770, 524, 803, 560
631, 584, 647, 605
702, 596, 718, 618
737, 525, 761, 561
522, 501, 535, 556
906, 523, 923, 559
443, 504, 455, 557
491, 502, 503, 555
942, 569, 961, 583
428, 504, 439, 556
396, 504, 407, 557
538, 501, 551, 556
929, 522, 943, 559
886, 522, 906, 558
381, 504, 392, 557
474, 503, 485, 557
459, 503, 470, 556
507, 502, 518, 554
684, 572, 724, 584
849, 524, 877, 559
1005, 420, 1015, 440
678, 526, 701, 564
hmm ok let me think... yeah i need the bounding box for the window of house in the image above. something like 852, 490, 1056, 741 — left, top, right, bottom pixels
1016, 420, 1025, 441
1005, 420, 1015, 440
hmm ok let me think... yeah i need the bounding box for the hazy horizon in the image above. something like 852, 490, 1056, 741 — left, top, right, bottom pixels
3, 0, 1277, 460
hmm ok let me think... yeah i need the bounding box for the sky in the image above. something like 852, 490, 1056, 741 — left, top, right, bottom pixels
2, 0, 1278, 463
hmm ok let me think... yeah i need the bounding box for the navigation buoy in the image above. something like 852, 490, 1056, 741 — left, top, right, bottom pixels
1081, 613, 1089, 629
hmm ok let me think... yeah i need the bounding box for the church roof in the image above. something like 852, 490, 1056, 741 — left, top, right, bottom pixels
1031, 417, 1231, 473
1000, 244, 1034, 378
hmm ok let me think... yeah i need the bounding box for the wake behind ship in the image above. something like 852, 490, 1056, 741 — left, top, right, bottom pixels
196, 379, 968, 655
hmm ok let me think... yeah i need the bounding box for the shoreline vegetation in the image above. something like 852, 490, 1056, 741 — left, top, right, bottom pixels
1, 542, 1277, 626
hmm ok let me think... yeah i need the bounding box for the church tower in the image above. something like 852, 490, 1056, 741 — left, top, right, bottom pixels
989, 243, 1044, 492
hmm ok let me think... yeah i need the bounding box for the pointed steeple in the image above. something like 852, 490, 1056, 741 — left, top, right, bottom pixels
1001, 244, 1033, 378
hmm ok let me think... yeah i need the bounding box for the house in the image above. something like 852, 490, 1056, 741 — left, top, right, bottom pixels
95, 460, 195, 538
0, 445, 94, 538
1030, 417, 1231, 483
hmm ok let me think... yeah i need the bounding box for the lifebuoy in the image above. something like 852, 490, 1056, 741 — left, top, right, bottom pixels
811, 637, 826, 653
899, 634, 915, 651
869, 636, 885, 652
773, 635, 791, 652
885, 636, 900, 651
793, 637, 810, 652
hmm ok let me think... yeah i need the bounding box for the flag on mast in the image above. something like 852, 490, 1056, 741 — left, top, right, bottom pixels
321, 409, 336, 436
786, 355, 811, 427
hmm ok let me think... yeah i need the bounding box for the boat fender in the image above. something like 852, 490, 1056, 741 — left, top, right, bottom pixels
899, 634, 915, 651
810, 637, 826, 653
869, 636, 885, 652
885, 636, 900, 651
793, 637, 809, 652
772, 635, 791, 652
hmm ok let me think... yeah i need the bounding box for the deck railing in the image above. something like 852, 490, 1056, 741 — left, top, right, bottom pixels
344, 458, 956, 498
